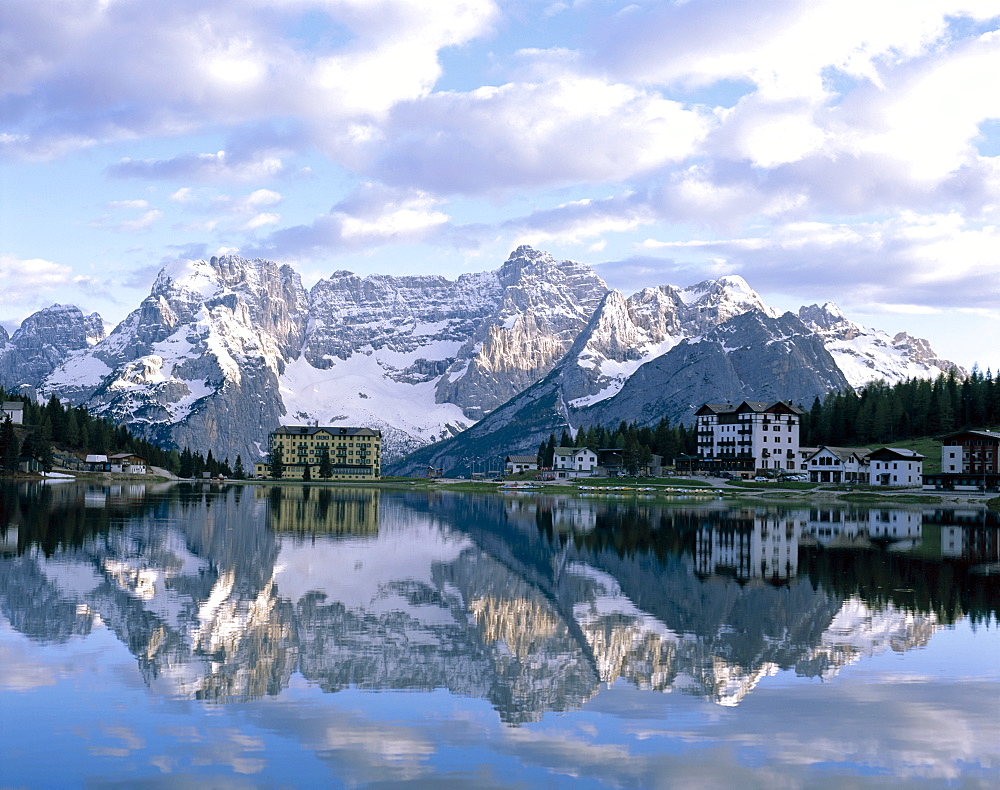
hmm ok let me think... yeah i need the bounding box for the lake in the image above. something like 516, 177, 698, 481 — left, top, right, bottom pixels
1, 480, 998, 788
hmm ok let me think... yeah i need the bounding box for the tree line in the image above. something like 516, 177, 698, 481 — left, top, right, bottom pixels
0, 387, 246, 478
801, 367, 1000, 448
534, 365, 999, 473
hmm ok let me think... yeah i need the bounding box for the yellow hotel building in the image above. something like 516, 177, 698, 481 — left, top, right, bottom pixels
254, 425, 382, 481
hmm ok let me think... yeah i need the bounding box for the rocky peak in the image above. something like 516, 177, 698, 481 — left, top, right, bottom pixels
435, 247, 609, 418
892, 332, 961, 375
796, 302, 962, 386
0, 303, 107, 389
798, 302, 854, 334
681, 275, 780, 326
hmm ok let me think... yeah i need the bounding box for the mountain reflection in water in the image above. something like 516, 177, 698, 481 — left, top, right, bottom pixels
0, 481, 997, 722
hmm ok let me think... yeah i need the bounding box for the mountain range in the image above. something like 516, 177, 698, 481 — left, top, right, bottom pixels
0, 246, 961, 470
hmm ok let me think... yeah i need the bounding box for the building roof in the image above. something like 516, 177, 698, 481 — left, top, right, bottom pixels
695, 400, 804, 416
867, 447, 925, 461
940, 429, 1000, 443
85, 454, 108, 463
2, 401, 23, 410
810, 446, 871, 462
505, 454, 538, 464
553, 446, 594, 457
273, 425, 381, 437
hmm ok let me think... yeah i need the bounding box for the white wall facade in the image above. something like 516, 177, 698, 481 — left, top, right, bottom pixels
696, 403, 802, 473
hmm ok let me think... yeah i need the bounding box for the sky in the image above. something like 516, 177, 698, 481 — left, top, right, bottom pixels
2, 0, 999, 373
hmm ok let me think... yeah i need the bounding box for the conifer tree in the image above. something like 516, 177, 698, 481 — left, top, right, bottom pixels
179, 448, 194, 478
269, 447, 284, 480
318, 448, 332, 479
0, 416, 18, 472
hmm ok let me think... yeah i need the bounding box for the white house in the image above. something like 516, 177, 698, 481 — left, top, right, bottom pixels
552, 447, 598, 479
1, 401, 24, 425
806, 446, 870, 484
866, 447, 924, 487
694, 400, 803, 476
504, 454, 538, 475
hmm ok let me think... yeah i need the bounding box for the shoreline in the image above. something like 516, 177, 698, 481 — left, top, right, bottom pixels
7, 469, 997, 509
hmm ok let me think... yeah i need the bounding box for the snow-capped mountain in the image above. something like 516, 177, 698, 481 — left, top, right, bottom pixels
1, 246, 960, 465
391, 307, 853, 476
798, 302, 959, 388
0, 303, 106, 394
20, 247, 608, 463
558, 275, 783, 410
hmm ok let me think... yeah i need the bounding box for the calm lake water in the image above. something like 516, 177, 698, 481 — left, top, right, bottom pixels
1, 481, 998, 788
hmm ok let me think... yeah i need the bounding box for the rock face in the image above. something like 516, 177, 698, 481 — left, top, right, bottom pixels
40, 256, 309, 463
1, 247, 961, 466
21, 248, 608, 463
390, 308, 852, 476
0, 304, 105, 392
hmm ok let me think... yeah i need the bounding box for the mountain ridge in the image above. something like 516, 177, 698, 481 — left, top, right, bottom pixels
0, 247, 962, 467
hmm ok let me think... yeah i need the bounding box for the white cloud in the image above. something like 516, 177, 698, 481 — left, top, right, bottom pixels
0, 254, 94, 302
110, 151, 286, 183
252, 183, 450, 256
243, 212, 281, 230
633, 212, 1000, 310
373, 77, 711, 193
244, 189, 282, 208
3, 0, 499, 159
118, 209, 163, 232
590, 0, 998, 99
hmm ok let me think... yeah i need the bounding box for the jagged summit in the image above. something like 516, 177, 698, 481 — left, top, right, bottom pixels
0, 303, 106, 390
1, 247, 960, 466
798, 302, 961, 387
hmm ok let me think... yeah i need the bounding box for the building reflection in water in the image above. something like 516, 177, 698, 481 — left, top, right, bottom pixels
258, 485, 379, 536
0, 481, 997, 720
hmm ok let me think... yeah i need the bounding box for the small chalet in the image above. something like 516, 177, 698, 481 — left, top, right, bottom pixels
1, 401, 24, 425
18, 457, 44, 474
806, 446, 870, 484
85, 454, 109, 471
593, 448, 662, 477
109, 453, 148, 474
505, 454, 539, 474
866, 447, 923, 487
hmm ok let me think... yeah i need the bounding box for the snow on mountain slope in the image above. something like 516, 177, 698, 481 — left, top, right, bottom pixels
280, 352, 472, 460
562, 275, 783, 410
40, 255, 309, 463
0, 303, 107, 392
8, 246, 963, 468
798, 302, 963, 387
